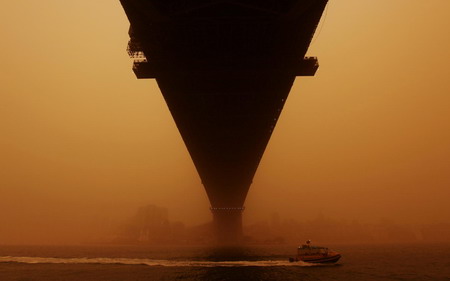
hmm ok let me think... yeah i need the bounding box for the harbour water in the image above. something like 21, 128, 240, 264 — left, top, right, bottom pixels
0, 243, 449, 281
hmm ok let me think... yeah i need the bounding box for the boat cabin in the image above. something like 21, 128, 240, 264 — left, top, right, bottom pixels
298, 244, 329, 256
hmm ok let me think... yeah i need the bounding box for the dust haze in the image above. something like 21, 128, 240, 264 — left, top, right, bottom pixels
1, 0, 450, 245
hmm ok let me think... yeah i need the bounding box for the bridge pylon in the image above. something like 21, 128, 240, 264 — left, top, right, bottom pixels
119, 0, 328, 243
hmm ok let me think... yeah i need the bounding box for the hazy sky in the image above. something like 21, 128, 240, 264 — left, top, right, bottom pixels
1, 0, 449, 244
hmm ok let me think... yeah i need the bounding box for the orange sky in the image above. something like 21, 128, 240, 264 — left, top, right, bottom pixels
1, 0, 449, 244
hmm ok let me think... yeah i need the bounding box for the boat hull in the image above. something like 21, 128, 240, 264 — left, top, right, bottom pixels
290, 254, 341, 264
302, 254, 341, 263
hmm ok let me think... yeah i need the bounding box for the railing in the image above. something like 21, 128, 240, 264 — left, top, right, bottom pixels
127, 38, 146, 59
210, 207, 245, 212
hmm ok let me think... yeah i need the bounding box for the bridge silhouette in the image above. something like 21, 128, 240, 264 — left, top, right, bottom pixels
119, 0, 328, 242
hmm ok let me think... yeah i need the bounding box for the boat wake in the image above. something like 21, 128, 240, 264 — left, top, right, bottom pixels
0, 256, 332, 267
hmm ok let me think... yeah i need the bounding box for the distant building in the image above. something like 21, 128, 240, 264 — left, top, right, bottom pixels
116, 204, 171, 244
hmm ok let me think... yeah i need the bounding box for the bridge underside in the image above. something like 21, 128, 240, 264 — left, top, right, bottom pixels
119, 0, 328, 242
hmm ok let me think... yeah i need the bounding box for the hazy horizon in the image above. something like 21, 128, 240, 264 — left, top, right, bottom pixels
1, 0, 450, 245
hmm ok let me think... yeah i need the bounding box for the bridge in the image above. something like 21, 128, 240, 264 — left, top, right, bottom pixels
119, 0, 328, 242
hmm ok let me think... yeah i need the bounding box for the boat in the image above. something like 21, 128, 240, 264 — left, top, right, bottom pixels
289, 240, 341, 263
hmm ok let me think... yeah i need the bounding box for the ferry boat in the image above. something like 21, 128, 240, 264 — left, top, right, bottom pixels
289, 240, 341, 263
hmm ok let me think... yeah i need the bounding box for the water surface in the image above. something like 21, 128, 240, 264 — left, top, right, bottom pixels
0, 243, 448, 281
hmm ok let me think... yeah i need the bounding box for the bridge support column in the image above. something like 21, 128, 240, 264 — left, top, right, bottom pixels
210, 207, 244, 244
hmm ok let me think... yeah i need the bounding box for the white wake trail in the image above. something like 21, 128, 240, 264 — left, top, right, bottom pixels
0, 256, 321, 267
